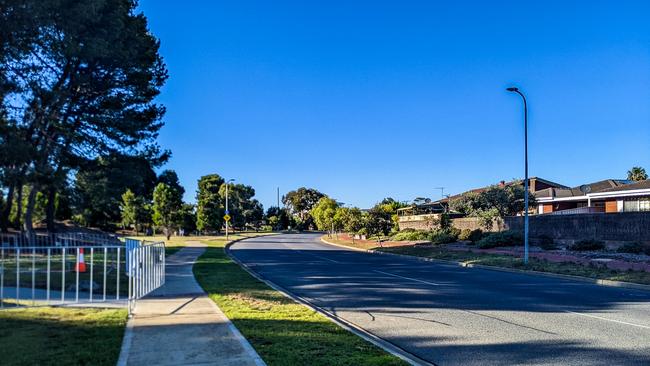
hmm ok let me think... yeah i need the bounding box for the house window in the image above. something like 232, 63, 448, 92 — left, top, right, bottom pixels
624, 200, 639, 212
623, 199, 650, 212
640, 199, 650, 211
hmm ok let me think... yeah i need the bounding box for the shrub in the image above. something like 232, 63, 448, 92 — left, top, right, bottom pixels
616, 242, 650, 255
458, 229, 472, 241
468, 229, 484, 243
538, 235, 556, 250
477, 230, 522, 249
569, 239, 605, 251
429, 230, 458, 245
392, 230, 430, 241
458, 228, 484, 243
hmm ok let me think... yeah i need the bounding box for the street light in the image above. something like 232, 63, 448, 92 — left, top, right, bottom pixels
506, 86, 529, 265
225, 178, 235, 240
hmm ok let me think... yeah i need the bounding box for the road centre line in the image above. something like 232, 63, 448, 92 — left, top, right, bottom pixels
373, 270, 441, 286
565, 310, 650, 330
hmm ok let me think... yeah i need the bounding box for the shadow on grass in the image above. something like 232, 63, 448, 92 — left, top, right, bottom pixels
194, 245, 408, 366
0, 306, 127, 366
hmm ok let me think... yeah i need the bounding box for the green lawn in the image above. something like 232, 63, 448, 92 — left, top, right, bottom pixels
193, 235, 407, 366
326, 236, 650, 285
0, 306, 127, 366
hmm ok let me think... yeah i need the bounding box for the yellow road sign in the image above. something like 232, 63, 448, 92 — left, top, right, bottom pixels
224, 214, 231, 222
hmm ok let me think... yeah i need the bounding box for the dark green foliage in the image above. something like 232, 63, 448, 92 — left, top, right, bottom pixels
459, 228, 484, 243
477, 230, 523, 249
392, 230, 430, 241
569, 239, 606, 251
538, 235, 557, 250
265, 206, 293, 230
74, 154, 158, 227
0, 0, 168, 232
616, 242, 650, 255
219, 183, 264, 229
283, 187, 325, 223
157, 170, 185, 197
449, 182, 536, 230
392, 228, 459, 244
429, 229, 459, 245
196, 174, 225, 232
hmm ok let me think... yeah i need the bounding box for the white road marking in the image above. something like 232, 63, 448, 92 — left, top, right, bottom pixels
298, 251, 342, 264
565, 310, 650, 330
373, 270, 440, 286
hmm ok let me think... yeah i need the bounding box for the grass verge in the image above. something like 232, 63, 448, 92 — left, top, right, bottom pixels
325, 236, 650, 286
0, 306, 127, 366
193, 235, 408, 366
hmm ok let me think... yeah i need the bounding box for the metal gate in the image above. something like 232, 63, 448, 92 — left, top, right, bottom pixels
127, 241, 165, 314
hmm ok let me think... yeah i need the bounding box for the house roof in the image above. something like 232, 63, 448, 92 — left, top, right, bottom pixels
434, 177, 566, 204
535, 179, 635, 199
597, 179, 650, 193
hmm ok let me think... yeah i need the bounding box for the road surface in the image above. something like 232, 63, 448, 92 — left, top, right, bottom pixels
229, 233, 650, 366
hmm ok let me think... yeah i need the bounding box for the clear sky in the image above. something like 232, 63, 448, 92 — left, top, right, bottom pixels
138, 1, 650, 209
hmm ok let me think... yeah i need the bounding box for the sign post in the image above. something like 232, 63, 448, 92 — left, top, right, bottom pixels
224, 212, 231, 240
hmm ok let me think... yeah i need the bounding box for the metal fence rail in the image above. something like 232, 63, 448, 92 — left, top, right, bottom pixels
0, 232, 122, 248
0, 245, 124, 308
127, 241, 165, 314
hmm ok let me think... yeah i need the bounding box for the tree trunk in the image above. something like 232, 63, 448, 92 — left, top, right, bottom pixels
14, 185, 23, 229
23, 185, 38, 240
46, 185, 56, 232
0, 183, 15, 232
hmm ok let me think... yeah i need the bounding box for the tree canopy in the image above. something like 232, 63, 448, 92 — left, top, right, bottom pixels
0, 0, 168, 234
196, 174, 225, 232
627, 166, 648, 181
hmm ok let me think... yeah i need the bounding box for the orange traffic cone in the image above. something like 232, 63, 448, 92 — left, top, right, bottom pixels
75, 248, 87, 273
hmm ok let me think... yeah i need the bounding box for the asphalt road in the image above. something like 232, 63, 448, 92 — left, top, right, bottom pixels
229, 233, 650, 366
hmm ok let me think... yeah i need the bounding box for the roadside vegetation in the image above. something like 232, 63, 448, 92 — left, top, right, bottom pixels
193, 236, 407, 366
0, 307, 127, 366
323, 235, 650, 286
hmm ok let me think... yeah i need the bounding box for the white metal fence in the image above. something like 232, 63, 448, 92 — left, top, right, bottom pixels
0, 245, 124, 308
0, 240, 166, 315
0, 232, 122, 248
127, 241, 165, 314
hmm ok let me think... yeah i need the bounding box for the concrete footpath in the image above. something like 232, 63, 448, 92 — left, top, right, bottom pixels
117, 241, 265, 366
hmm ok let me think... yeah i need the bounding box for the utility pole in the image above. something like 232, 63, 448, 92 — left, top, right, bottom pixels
507, 86, 529, 265
225, 178, 235, 240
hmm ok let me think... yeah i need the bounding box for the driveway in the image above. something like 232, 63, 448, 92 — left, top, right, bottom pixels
229, 233, 650, 365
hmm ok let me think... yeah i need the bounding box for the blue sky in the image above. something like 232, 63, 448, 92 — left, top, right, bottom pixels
138, 1, 650, 209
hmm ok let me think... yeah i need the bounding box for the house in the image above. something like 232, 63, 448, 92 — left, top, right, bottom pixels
396, 177, 567, 230
535, 179, 650, 214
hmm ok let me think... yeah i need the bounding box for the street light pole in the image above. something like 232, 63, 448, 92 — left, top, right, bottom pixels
507, 87, 529, 265
225, 179, 235, 240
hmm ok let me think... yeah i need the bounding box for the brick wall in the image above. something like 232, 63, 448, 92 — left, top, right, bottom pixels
504, 212, 650, 244
398, 215, 503, 232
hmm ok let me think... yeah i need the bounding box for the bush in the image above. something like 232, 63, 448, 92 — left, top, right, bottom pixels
392, 230, 430, 241
616, 242, 650, 255
538, 235, 556, 250
458, 229, 472, 241
469, 229, 484, 243
477, 230, 523, 249
569, 239, 605, 251
429, 230, 458, 245
458, 228, 484, 243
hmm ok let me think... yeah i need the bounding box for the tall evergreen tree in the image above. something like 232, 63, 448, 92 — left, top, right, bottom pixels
196, 174, 225, 233
0, 0, 168, 236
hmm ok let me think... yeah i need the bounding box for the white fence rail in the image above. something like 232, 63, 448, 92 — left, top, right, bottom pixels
127, 241, 165, 314
0, 245, 124, 308
0, 232, 122, 248
0, 240, 166, 315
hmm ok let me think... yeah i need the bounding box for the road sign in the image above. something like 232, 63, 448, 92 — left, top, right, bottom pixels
225, 209, 230, 215
224, 214, 231, 222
